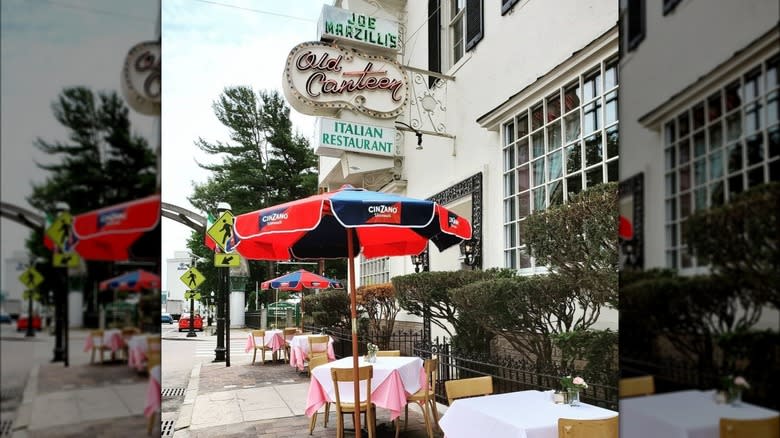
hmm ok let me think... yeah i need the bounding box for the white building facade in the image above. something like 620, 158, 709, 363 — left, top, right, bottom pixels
618, 0, 778, 327
311, 0, 619, 333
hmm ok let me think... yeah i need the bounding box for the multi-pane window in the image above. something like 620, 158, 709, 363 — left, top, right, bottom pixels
502, 57, 620, 271
360, 256, 389, 286
449, 0, 465, 66
664, 54, 779, 270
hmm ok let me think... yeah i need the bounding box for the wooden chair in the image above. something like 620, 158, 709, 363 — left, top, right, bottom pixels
720, 416, 780, 438
376, 350, 401, 357
403, 358, 439, 438
619, 375, 655, 398
251, 330, 272, 365
558, 416, 619, 438
331, 365, 376, 438
307, 335, 330, 362
444, 375, 493, 405
121, 327, 140, 360
308, 356, 332, 435
89, 329, 111, 364
283, 327, 299, 363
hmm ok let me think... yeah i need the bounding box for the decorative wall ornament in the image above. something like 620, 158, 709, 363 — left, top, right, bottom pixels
282, 41, 409, 119
401, 68, 450, 137
121, 40, 160, 116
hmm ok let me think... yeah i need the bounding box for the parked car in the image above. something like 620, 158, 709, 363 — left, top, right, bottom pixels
0, 312, 12, 324
161, 313, 173, 324
16, 314, 42, 332
178, 313, 203, 332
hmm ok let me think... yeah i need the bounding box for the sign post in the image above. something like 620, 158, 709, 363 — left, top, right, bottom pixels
46, 210, 74, 366
180, 267, 205, 338
207, 208, 236, 367
19, 266, 44, 338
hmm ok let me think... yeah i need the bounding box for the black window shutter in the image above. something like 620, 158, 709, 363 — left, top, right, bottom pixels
428, 0, 441, 88
465, 0, 483, 52
502, 0, 519, 16
627, 0, 645, 52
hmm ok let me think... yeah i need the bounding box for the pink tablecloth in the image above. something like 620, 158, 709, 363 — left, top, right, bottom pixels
127, 335, 148, 370
305, 356, 425, 420
144, 365, 161, 418
289, 334, 335, 371
244, 330, 286, 354
83, 329, 125, 353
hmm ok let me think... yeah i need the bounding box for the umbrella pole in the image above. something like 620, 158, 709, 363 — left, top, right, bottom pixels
347, 230, 362, 438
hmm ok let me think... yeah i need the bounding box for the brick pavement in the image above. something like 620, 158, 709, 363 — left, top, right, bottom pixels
178, 409, 444, 438
197, 361, 308, 394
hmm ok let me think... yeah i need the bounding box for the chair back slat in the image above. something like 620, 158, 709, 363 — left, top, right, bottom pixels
147, 335, 161, 352
331, 365, 373, 406
376, 350, 401, 357
618, 375, 655, 398
309, 335, 329, 354
445, 376, 493, 405
720, 416, 780, 438
558, 416, 619, 438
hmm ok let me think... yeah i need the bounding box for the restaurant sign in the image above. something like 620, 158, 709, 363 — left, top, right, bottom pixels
317, 5, 399, 52
282, 41, 408, 119
316, 117, 395, 158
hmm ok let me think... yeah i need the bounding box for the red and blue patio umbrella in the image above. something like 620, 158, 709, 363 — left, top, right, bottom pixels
99, 269, 161, 292
261, 269, 344, 330
70, 195, 160, 261
233, 185, 471, 436
261, 269, 343, 290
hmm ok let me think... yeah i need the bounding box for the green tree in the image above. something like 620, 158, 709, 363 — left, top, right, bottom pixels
25, 87, 156, 318
683, 182, 779, 308
524, 182, 619, 307
186, 87, 335, 302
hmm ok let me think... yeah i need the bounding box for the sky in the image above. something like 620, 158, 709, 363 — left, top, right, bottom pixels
1, 0, 158, 291
161, 0, 329, 290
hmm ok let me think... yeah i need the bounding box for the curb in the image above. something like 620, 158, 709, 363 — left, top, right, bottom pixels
11, 364, 40, 437
175, 362, 201, 432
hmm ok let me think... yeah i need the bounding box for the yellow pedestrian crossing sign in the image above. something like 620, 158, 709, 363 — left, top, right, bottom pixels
46, 212, 73, 250
53, 252, 80, 268
19, 267, 44, 289
180, 267, 205, 289
184, 290, 202, 300
207, 211, 235, 252
214, 253, 240, 267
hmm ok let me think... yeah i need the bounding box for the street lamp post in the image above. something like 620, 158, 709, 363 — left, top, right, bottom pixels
213, 201, 231, 364
51, 202, 69, 364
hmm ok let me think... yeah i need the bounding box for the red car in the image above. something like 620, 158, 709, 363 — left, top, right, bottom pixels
17, 314, 42, 332
178, 313, 203, 332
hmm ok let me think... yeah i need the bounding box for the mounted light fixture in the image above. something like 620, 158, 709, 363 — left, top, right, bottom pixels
411, 254, 423, 273
460, 238, 478, 267
395, 121, 423, 150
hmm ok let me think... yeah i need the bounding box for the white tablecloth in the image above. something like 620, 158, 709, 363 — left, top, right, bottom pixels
439, 390, 617, 438
620, 389, 779, 438
289, 334, 333, 351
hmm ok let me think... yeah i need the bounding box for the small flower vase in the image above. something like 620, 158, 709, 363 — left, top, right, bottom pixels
567, 389, 581, 407
728, 389, 743, 406
366, 350, 377, 363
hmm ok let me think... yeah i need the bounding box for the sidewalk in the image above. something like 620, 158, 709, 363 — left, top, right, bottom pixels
11, 329, 153, 438
170, 354, 444, 437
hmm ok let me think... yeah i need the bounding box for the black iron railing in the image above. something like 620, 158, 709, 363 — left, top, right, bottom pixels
245, 311, 262, 329
306, 324, 618, 410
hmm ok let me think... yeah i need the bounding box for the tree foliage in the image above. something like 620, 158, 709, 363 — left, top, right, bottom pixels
683, 182, 779, 308
303, 289, 350, 328
451, 274, 605, 367
524, 182, 619, 307
185, 86, 327, 294
25, 87, 156, 314
356, 283, 400, 349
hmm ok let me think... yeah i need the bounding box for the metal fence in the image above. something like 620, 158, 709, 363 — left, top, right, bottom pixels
245, 311, 262, 329
310, 324, 618, 410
